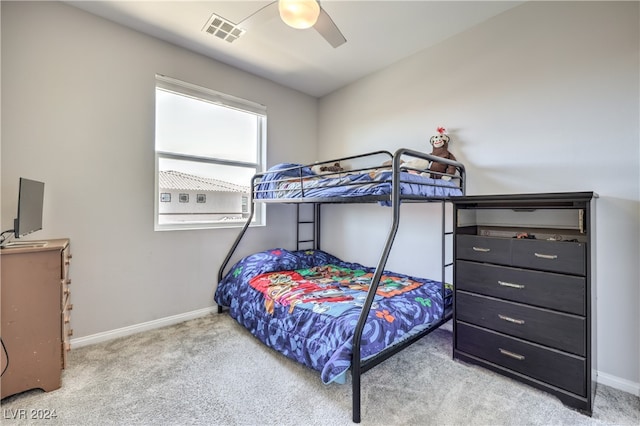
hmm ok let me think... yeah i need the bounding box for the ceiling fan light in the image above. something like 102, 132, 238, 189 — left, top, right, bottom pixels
279, 0, 320, 30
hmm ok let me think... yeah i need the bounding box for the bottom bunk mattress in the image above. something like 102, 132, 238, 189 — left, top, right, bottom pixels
214, 248, 452, 384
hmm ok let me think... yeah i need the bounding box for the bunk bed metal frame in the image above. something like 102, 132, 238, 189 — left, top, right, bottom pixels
217, 148, 466, 423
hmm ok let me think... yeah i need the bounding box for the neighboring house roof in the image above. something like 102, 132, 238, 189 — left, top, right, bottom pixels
159, 170, 249, 193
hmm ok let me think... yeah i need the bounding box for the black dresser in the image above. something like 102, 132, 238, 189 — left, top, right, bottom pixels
452, 192, 597, 415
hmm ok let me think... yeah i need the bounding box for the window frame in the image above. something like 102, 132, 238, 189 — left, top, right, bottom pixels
154, 75, 266, 231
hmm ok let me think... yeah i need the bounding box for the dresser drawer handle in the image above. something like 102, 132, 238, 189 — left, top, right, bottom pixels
472, 247, 491, 252
499, 348, 525, 361
498, 314, 525, 325
498, 281, 525, 289
534, 252, 558, 260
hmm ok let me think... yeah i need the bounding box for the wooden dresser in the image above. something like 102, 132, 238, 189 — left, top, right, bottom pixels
451, 193, 596, 415
1, 239, 72, 399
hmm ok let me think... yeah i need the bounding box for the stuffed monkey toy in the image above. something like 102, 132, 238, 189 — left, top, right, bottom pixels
402, 126, 457, 179
428, 127, 457, 180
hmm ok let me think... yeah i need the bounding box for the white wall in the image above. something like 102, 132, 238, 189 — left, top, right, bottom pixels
318, 1, 639, 393
1, 1, 317, 338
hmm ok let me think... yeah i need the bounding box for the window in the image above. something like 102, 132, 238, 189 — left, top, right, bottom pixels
154, 75, 266, 230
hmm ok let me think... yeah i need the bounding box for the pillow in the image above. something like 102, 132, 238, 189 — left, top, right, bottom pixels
291, 249, 343, 268
266, 163, 315, 177
223, 248, 302, 285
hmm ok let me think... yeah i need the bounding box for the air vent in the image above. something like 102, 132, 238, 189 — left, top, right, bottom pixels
203, 13, 245, 43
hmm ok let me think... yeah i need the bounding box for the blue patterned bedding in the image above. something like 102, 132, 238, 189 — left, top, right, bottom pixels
254, 163, 462, 201
215, 248, 452, 384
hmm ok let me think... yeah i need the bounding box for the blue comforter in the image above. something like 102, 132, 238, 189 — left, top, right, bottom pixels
254, 163, 462, 201
215, 248, 450, 384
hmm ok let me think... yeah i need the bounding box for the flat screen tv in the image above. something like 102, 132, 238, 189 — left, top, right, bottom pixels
13, 177, 45, 239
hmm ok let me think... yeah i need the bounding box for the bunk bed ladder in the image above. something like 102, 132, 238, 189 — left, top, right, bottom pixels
296, 203, 321, 251
441, 200, 454, 319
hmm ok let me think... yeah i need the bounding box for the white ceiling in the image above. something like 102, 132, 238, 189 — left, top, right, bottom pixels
65, 1, 524, 97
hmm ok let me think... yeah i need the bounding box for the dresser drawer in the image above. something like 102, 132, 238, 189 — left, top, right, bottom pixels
61, 277, 71, 310
456, 261, 585, 315
456, 292, 585, 356
456, 322, 586, 396
61, 311, 72, 369
61, 246, 72, 280
511, 239, 585, 275
456, 235, 511, 264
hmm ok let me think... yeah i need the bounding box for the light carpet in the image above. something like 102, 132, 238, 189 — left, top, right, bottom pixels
1, 314, 638, 425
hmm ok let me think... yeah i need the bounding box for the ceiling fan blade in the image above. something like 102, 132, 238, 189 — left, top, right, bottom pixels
313, 7, 346, 48
238, 1, 279, 31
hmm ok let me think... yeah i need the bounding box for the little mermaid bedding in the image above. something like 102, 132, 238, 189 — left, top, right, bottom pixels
215, 248, 451, 384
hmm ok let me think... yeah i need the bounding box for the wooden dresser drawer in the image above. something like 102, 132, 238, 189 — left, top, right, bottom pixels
456, 292, 585, 356
456, 322, 586, 397
511, 239, 585, 275
62, 246, 72, 280
456, 261, 585, 315
456, 235, 511, 264
61, 277, 71, 309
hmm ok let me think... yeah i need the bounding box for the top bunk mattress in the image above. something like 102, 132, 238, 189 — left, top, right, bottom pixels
254, 163, 463, 202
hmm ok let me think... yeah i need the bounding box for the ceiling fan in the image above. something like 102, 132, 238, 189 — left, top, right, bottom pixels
240, 0, 347, 48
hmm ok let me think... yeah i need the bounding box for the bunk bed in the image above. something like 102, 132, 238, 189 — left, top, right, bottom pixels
215, 148, 466, 423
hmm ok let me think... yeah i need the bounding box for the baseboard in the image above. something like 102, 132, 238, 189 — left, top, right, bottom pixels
70, 306, 217, 348
69, 306, 640, 398
597, 371, 640, 397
